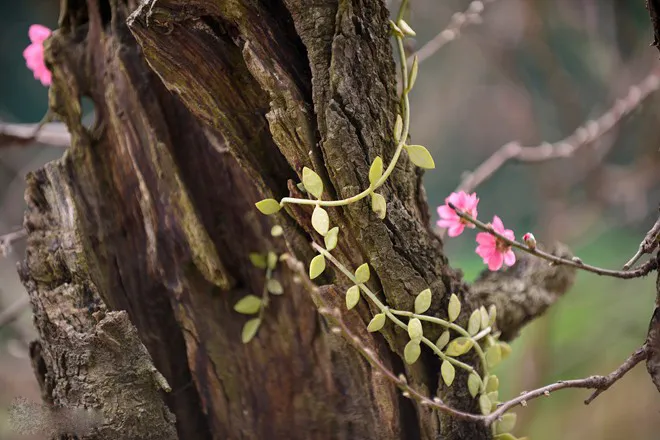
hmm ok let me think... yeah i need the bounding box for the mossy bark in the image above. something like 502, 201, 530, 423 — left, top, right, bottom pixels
19, 1, 578, 439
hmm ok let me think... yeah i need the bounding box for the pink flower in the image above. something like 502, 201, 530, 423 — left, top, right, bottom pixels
437, 191, 479, 237
23, 24, 52, 86
475, 216, 516, 271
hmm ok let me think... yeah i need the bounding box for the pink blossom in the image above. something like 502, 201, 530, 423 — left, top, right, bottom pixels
23, 24, 52, 86
437, 191, 479, 237
475, 216, 516, 271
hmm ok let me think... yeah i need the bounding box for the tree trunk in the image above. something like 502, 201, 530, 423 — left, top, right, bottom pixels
19, 1, 579, 439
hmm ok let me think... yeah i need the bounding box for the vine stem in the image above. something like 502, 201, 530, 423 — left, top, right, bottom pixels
312, 243, 477, 375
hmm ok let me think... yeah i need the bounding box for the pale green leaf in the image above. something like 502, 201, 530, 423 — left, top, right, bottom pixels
241, 318, 261, 343
397, 19, 416, 37
494, 434, 517, 440
369, 156, 383, 185
488, 304, 497, 327
355, 263, 370, 284
414, 288, 432, 314
324, 227, 339, 251
468, 310, 481, 336
346, 285, 360, 310
234, 295, 262, 314
499, 341, 512, 359
255, 199, 281, 215
441, 360, 455, 386
405, 145, 436, 169
445, 337, 474, 357
389, 19, 404, 37
371, 193, 387, 219
486, 344, 502, 369
487, 391, 499, 405
448, 293, 461, 322
302, 167, 324, 198
486, 375, 500, 393
394, 114, 403, 142
495, 413, 517, 435
249, 253, 267, 269
267, 252, 278, 270
266, 279, 283, 295
404, 340, 421, 364
270, 225, 284, 237
309, 254, 326, 279
311, 206, 330, 236
408, 55, 419, 90
436, 330, 450, 350
479, 393, 492, 415
480, 306, 489, 330
467, 373, 481, 398
407, 318, 423, 341
367, 313, 386, 332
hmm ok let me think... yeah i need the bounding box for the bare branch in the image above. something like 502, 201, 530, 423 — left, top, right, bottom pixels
485, 346, 648, 424
409, 1, 495, 65
0, 122, 70, 149
623, 212, 660, 270
1, 229, 27, 257
457, 68, 660, 195
449, 203, 658, 279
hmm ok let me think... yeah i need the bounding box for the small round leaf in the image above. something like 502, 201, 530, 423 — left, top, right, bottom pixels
468, 310, 481, 336
309, 254, 326, 279
414, 288, 432, 314
436, 330, 450, 350
405, 145, 435, 169
493, 434, 517, 440
404, 340, 421, 364
346, 285, 360, 310
495, 413, 517, 435
271, 225, 284, 237
266, 279, 284, 295
448, 293, 461, 322
408, 55, 419, 89
479, 393, 492, 415
407, 318, 423, 341
445, 337, 474, 357
311, 206, 330, 236
324, 227, 339, 251
369, 156, 384, 185
241, 318, 262, 343
234, 295, 262, 314
488, 304, 497, 327
267, 252, 278, 270
499, 341, 512, 359
480, 306, 490, 330
486, 344, 502, 369
355, 263, 370, 284
486, 375, 500, 393
441, 360, 456, 386
394, 114, 403, 142
371, 193, 387, 219
249, 253, 267, 269
367, 313, 386, 332
467, 373, 481, 398
255, 199, 282, 215
302, 167, 324, 199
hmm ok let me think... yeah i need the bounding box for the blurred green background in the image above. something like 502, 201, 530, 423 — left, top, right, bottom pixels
1, 1, 659, 439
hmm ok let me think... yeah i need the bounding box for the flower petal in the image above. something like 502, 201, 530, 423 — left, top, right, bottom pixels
476, 232, 495, 245
29, 24, 51, 43
487, 252, 504, 271
503, 250, 516, 267
438, 205, 457, 219
448, 224, 465, 237
491, 215, 504, 233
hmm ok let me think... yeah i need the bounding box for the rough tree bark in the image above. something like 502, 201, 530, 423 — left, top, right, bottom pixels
21, 0, 646, 439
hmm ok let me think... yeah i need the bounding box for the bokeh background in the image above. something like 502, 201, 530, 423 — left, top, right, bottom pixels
1, 1, 659, 439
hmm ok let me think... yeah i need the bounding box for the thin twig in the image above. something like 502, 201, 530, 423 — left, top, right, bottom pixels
0, 295, 30, 329
622, 212, 660, 270
0, 121, 70, 149
456, 68, 660, 195
449, 202, 658, 279
484, 346, 648, 424
409, 0, 495, 65
1, 229, 27, 257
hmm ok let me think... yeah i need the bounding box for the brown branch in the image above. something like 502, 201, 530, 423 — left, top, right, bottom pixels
408, 0, 495, 65
1, 229, 27, 257
623, 212, 660, 270
0, 121, 70, 149
450, 203, 659, 279
456, 67, 660, 195
484, 346, 648, 424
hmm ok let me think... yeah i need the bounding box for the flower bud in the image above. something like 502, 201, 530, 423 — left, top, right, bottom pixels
522, 232, 536, 249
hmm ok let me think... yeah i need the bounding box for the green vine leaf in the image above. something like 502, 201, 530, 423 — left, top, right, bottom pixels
486, 375, 500, 393
468, 310, 481, 336
397, 19, 416, 37
495, 413, 517, 435
405, 145, 436, 169
355, 263, 370, 284
302, 167, 324, 198
436, 330, 450, 350
249, 253, 267, 269
493, 434, 517, 440
255, 199, 282, 215
479, 306, 489, 330
267, 252, 278, 270
309, 254, 326, 279
266, 279, 284, 295
487, 391, 499, 405
479, 393, 492, 415
271, 225, 284, 237
467, 373, 481, 398
441, 360, 456, 386
404, 340, 421, 364
414, 288, 432, 314
371, 193, 387, 219
241, 318, 262, 343
367, 313, 386, 332
488, 304, 497, 327
312, 206, 330, 236
445, 337, 474, 357
448, 293, 461, 322
394, 114, 403, 142
408, 55, 419, 90
324, 227, 339, 251
500, 341, 512, 359
234, 295, 263, 314
408, 318, 423, 341
346, 285, 360, 310
486, 344, 502, 368
369, 156, 384, 185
